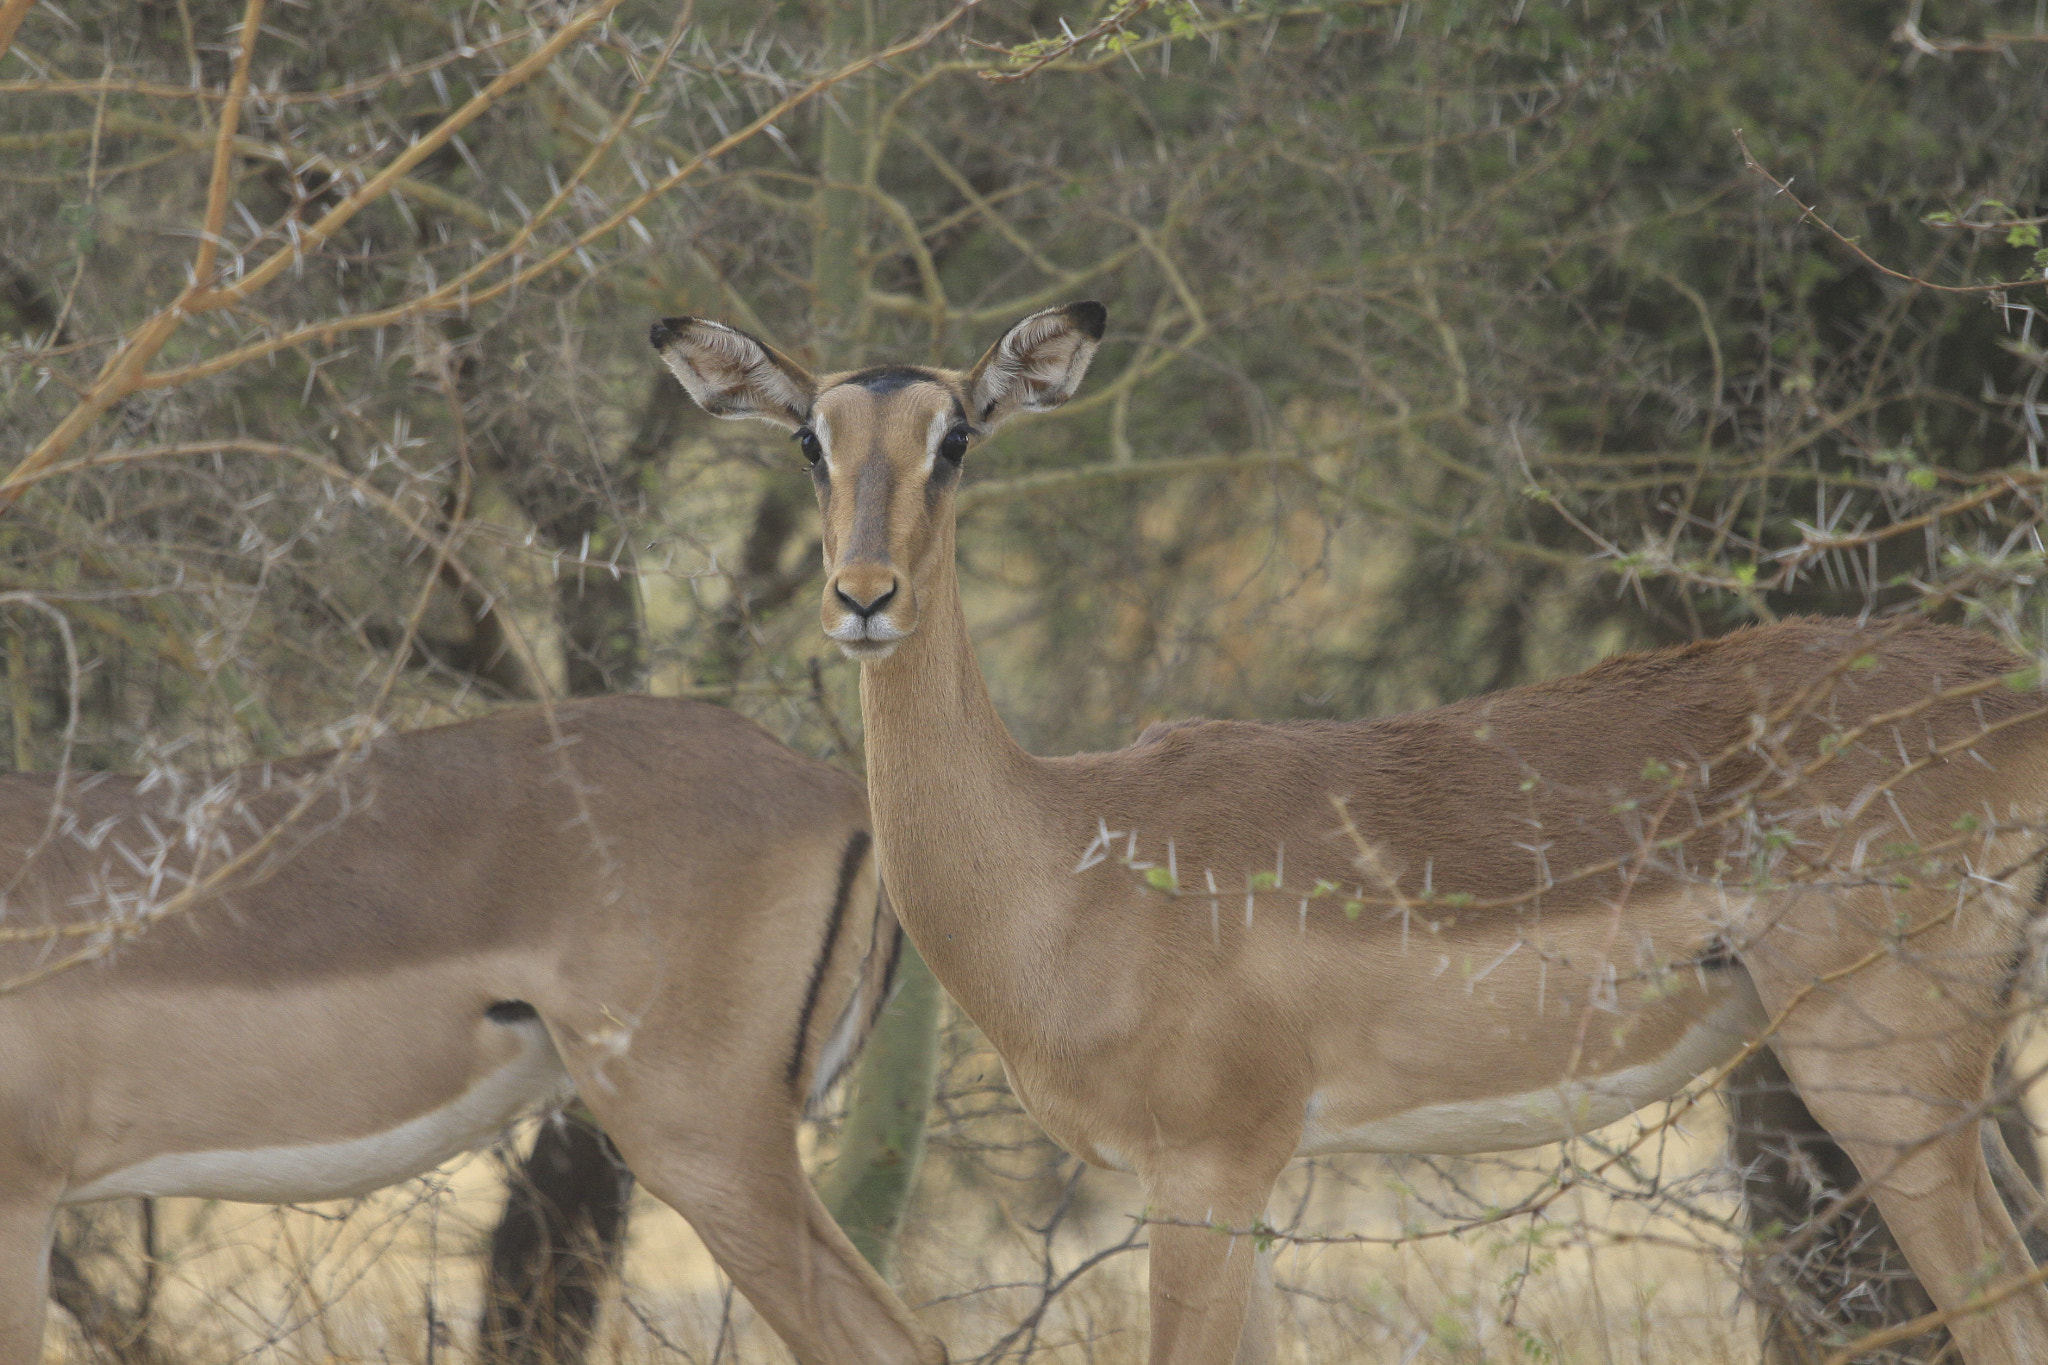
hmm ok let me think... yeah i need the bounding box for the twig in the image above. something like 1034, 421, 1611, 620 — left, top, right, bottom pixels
1733, 128, 2046, 298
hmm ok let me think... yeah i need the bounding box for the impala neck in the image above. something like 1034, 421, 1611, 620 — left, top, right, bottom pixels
857, 533, 1059, 997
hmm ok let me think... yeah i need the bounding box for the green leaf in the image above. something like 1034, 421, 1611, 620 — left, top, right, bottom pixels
1906, 466, 1938, 490
1145, 866, 1178, 892
2007, 223, 2042, 249
1249, 869, 1279, 890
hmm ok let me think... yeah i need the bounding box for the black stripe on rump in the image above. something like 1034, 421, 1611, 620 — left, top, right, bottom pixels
786, 828, 872, 1091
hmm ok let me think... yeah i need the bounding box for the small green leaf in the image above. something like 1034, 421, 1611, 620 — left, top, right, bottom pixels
2007, 223, 2042, 249
1641, 758, 1673, 783
1342, 899, 1363, 920
1850, 653, 1877, 670
1249, 869, 1279, 890
1906, 466, 1939, 490
1733, 562, 1757, 586
1145, 866, 1178, 892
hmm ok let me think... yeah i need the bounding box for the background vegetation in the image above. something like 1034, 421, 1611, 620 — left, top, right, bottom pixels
5, 0, 2048, 1360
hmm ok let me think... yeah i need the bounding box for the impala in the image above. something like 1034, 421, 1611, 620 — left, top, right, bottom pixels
653, 303, 2048, 1363
0, 695, 947, 1365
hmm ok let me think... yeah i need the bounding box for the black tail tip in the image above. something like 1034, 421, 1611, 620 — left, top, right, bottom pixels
1067, 300, 1107, 340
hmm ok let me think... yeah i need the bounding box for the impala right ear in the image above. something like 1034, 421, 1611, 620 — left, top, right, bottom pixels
964, 301, 1107, 430
649, 317, 815, 430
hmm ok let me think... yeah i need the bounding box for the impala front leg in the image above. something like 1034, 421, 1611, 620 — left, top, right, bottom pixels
1143, 1151, 1289, 1365
0, 1189, 56, 1363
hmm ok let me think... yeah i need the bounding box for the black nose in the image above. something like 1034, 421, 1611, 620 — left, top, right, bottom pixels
649, 318, 686, 350
835, 584, 897, 619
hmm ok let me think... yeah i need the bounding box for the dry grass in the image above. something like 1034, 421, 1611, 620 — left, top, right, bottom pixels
43, 1095, 1772, 1364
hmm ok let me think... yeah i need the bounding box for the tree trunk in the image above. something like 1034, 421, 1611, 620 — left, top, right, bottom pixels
799, 0, 943, 1279
477, 1110, 635, 1365
470, 363, 687, 1364
818, 945, 942, 1274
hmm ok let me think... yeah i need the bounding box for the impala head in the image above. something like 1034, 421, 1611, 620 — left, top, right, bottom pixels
651, 302, 1106, 659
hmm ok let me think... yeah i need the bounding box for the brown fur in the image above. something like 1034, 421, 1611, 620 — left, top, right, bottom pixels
656, 304, 2048, 1365
0, 696, 944, 1365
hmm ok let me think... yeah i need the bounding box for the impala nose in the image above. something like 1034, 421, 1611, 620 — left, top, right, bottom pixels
835, 581, 898, 619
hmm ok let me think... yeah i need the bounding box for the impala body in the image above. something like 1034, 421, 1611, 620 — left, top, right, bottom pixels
0, 695, 945, 1365
655, 303, 2048, 1364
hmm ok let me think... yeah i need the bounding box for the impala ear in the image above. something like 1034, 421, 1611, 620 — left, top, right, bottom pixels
964, 301, 1106, 430
649, 317, 814, 429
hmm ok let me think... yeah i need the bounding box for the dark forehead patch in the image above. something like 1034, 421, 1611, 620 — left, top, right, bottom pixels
841, 365, 943, 395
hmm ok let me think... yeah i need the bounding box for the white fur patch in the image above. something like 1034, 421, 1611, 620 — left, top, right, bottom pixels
814, 409, 836, 474
64, 1019, 574, 1204
807, 986, 868, 1114
922, 408, 953, 474
1298, 982, 1766, 1157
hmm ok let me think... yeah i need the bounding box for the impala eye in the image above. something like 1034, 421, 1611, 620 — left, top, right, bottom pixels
795, 427, 823, 465
937, 424, 971, 464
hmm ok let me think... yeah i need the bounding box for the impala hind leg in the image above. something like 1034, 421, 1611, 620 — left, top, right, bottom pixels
611, 1115, 944, 1365
556, 1035, 944, 1365
1750, 958, 2048, 1364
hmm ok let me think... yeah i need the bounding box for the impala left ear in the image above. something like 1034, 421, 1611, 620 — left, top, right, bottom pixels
964, 301, 1106, 430
649, 316, 815, 430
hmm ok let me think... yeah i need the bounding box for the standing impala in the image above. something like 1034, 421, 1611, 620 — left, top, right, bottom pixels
654, 304, 2048, 1364
0, 695, 946, 1365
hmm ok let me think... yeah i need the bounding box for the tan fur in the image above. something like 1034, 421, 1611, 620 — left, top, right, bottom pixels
0, 696, 944, 1365
654, 305, 2048, 1364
